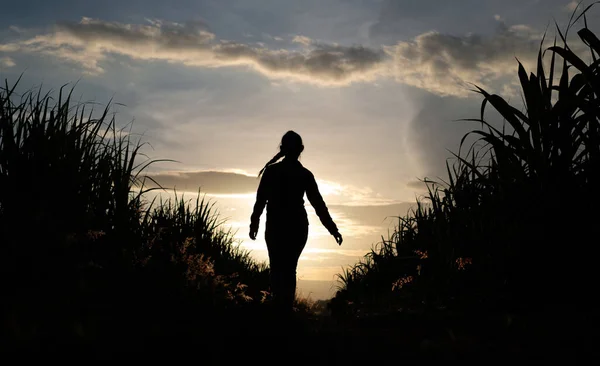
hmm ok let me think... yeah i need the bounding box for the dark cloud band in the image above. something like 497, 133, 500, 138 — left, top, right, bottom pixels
146, 171, 258, 194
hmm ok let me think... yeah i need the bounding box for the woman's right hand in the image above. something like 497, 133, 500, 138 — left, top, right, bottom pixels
333, 231, 343, 246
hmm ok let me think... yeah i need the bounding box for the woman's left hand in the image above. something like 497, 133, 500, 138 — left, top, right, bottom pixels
333, 231, 343, 246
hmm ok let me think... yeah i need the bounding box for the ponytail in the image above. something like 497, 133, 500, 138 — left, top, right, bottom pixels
258, 131, 303, 178
258, 151, 284, 178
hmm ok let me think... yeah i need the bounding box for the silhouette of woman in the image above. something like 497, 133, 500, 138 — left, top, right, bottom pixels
250, 131, 343, 315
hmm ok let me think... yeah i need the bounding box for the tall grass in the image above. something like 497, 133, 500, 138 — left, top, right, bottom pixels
0, 76, 269, 347
139, 192, 270, 298
332, 6, 600, 316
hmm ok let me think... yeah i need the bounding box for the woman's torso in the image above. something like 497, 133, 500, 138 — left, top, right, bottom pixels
264, 159, 310, 226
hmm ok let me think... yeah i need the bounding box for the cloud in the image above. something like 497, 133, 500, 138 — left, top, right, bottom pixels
0, 56, 15, 67
312, 179, 403, 206
292, 35, 313, 46
9, 25, 25, 34
404, 92, 481, 178
0, 17, 385, 86
0, 16, 552, 96
146, 170, 258, 194
405, 179, 429, 191
145, 169, 404, 207
565, 1, 580, 12
328, 203, 416, 227
385, 21, 543, 96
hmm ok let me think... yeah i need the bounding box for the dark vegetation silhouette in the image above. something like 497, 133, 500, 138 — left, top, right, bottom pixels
250, 131, 343, 317
0, 76, 277, 355
331, 4, 599, 356
1, 5, 599, 362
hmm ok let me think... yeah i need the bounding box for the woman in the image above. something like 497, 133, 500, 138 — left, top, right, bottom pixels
249, 131, 343, 315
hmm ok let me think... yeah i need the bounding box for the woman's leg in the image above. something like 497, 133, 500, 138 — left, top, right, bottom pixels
279, 226, 308, 312
266, 224, 308, 315
265, 225, 285, 313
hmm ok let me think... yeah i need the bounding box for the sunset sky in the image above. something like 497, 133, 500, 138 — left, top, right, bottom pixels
0, 0, 592, 299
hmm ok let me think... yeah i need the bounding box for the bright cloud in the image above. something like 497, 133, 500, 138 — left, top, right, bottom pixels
566, 1, 581, 12
144, 169, 398, 206
314, 179, 398, 206
292, 35, 313, 46
0, 56, 15, 67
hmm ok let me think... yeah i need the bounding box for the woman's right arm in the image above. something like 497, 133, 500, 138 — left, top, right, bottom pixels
250, 169, 270, 238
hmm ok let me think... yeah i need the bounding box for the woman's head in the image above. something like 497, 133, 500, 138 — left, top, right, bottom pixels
258, 130, 304, 177
280, 130, 304, 159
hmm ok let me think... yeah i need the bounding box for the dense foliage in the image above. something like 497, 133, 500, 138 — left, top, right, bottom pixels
332, 10, 600, 316
0, 77, 271, 349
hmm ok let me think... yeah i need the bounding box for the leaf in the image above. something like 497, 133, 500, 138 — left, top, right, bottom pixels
548, 46, 590, 74
572, 1, 600, 25
473, 86, 531, 136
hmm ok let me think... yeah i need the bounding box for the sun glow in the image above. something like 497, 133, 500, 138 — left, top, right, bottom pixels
316, 180, 344, 196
